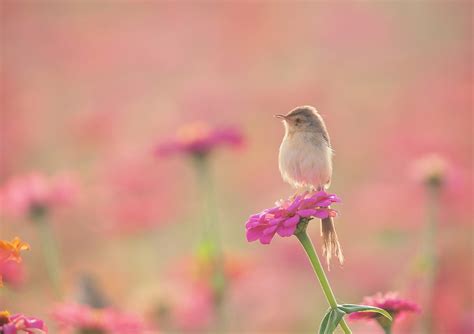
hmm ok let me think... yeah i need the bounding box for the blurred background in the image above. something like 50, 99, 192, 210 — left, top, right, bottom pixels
0, 1, 472, 333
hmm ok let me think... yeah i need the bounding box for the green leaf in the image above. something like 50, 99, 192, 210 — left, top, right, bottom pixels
319, 308, 346, 334
338, 304, 393, 321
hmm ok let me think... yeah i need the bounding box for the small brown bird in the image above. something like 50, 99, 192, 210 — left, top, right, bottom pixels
276, 105, 343, 266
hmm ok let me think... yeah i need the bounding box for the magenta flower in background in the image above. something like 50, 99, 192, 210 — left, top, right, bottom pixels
155, 121, 243, 157
0, 312, 48, 334
349, 292, 420, 321
0, 172, 77, 219
52, 303, 149, 334
245, 191, 340, 244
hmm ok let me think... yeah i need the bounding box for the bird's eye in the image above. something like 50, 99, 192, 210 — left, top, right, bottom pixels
295, 118, 301, 124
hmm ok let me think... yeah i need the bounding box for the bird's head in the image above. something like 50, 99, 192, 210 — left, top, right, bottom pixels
275, 106, 322, 133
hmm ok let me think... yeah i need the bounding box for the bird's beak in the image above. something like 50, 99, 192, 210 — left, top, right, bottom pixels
274, 114, 287, 120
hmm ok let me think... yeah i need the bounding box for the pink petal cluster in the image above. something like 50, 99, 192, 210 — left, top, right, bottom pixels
0, 172, 77, 218
0, 259, 25, 287
349, 292, 420, 321
245, 191, 341, 244
155, 122, 243, 157
0, 313, 48, 334
52, 303, 148, 334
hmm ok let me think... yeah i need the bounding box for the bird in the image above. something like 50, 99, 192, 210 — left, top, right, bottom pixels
276, 105, 343, 267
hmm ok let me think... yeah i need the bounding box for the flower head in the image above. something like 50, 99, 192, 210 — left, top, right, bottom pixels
0, 237, 30, 263
245, 191, 340, 245
52, 304, 148, 334
155, 122, 243, 158
349, 292, 420, 321
0, 311, 48, 333
0, 237, 29, 287
0, 172, 77, 219
412, 153, 448, 188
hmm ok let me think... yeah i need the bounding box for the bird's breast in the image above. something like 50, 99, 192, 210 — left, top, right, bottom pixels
278, 133, 332, 188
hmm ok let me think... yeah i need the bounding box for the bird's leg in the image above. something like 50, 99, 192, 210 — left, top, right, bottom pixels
290, 189, 301, 200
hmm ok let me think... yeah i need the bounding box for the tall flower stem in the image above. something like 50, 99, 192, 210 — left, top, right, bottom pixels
193, 155, 221, 253
192, 155, 226, 331
34, 214, 63, 298
295, 227, 351, 334
421, 183, 440, 333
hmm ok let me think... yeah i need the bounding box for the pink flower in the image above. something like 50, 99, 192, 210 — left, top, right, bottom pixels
412, 153, 448, 187
52, 303, 149, 334
159, 253, 249, 331
245, 191, 340, 244
0, 237, 29, 287
0, 259, 25, 288
0, 172, 77, 219
155, 122, 243, 157
349, 292, 420, 321
173, 283, 215, 331
0, 311, 48, 334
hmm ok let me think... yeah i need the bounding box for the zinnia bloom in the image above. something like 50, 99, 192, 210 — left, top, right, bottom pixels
348, 292, 420, 321
245, 191, 340, 245
52, 303, 148, 334
0, 237, 29, 287
0, 173, 76, 219
0, 237, 30, 263
155, 122, 243, 157
0, 311, 48, 333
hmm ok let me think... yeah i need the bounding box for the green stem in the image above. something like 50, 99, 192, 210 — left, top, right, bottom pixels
193, 155, 221, 252
421, 184, 439, 333
296, 229, 351, 334
192, 154, 226, 332
377, 316, 393, 334
35, 215, 63, 298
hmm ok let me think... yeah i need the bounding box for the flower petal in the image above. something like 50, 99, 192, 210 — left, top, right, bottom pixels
297, 209, 318, 218
263, 225, 278, 236
246, 226, 266, 242
259, 233, 275, 244
277, 225, 297, 237
282, 215, 300, 227
312, 209, 330, 219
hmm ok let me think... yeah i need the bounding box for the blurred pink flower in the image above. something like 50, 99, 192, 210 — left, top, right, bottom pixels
52, 303, 148, 334
0, 172, 77, 219
412, 153, 448, 187
0, 259, 25, 288
158, 253, 249, 332
0, 237, 29, 287
349, 292, 420, 321
155, 122, 243, 157
173, 283, 215, 331
245, 191, 340, 244
0, 311, 48, 334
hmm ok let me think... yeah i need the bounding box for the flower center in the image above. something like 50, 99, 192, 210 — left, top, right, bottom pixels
0, 311, 10, 326
177, 122, 211, 143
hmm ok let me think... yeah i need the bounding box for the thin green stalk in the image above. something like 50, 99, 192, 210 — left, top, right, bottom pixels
35, 215, 63, 298
192, 155, 226, 332
296, 229, 351, 334
193, 156, 221, 251
421, 184, 439, 333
